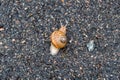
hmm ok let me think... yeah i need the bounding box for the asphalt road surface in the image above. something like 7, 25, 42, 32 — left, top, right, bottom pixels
0, 0, 120, 80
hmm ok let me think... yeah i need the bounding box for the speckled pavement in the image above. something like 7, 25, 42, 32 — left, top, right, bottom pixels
0, 0, 120, 79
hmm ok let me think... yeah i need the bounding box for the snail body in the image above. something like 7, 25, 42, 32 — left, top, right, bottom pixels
50, 26, 67, 55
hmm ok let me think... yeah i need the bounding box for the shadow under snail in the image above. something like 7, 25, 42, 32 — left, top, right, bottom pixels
50, 25, 67, 55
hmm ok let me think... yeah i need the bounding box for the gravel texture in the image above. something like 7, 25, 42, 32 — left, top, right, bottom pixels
0, 0, 120, 80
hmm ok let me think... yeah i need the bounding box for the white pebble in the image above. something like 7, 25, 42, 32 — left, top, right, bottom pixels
87, 40, 95, 51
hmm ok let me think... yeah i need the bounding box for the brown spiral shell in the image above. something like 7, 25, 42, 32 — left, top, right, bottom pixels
50, 26, 67, 49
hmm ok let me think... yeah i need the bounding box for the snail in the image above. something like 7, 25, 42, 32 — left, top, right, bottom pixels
50, 25, 67, 55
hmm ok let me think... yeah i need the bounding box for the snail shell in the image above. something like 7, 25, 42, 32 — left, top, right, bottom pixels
50, 26, 67, 55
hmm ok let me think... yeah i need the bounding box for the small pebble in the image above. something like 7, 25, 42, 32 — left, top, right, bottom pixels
0, 42, 3, 45
0, 27, 4, 31
87, 40, 95, 51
